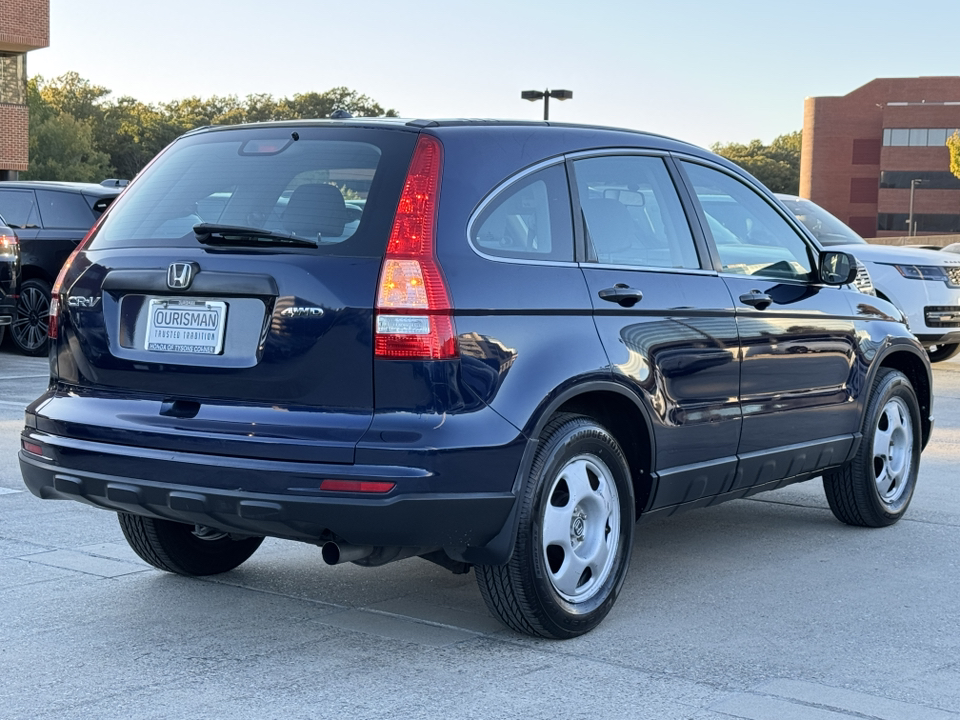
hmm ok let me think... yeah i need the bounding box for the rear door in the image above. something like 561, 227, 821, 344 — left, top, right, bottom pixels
677, 159, 860, 488
50, 126, 418, 464
571, 152, 742, 510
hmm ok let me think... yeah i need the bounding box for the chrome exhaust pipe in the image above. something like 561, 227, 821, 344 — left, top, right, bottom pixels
321, 541, 374, 565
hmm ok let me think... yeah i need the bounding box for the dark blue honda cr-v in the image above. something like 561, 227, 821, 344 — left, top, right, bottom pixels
19, 119, 932, 638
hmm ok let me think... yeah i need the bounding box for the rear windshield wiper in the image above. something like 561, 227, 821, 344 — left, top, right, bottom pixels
193, 223, 318, 248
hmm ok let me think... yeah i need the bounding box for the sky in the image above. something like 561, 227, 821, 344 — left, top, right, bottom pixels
26, 0, 960, 150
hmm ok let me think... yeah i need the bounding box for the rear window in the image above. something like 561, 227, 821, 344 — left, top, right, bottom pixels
90, 126, 417, 256
35, 189, 96, 229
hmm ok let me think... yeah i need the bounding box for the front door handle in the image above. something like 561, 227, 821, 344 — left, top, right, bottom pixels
739, 290, 773, 310
599, 284, 643, 307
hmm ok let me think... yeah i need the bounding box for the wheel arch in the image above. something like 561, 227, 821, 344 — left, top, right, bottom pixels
460, 380, 657, 567
552, 387, 656, 519
872, 343, 932, 449
19, 265, 53, 285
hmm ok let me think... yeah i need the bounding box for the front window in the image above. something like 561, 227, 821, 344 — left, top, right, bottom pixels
683, 162, 814, 281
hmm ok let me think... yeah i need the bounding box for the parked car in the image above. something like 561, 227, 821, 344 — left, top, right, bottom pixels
777, 193, 960, 362
0, 181, 121, 355
20, 120, 932, 638
0, 214, 20, 345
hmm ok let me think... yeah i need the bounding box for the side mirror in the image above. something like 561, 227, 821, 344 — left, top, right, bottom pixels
820, 251, 858, 286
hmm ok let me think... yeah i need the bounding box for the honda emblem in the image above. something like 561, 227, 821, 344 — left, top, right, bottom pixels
167, 262, 197, 290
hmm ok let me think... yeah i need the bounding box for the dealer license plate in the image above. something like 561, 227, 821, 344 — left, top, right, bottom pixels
145, 299, 227, 354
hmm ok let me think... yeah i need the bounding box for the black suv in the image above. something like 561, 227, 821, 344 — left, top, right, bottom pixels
19, 120, 932, 638
0, 181, 120, 355
0, 214, 19, 344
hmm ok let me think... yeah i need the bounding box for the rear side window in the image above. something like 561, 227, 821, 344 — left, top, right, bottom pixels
35, 190, 96, 229
90, 127, 416, 256
573, 155, 700, 269
471, 164, 574, 262
0, 189, 39, 229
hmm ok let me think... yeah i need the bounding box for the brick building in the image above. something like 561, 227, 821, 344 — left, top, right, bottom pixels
801, 77, 960, 238
0, 0, 49, 180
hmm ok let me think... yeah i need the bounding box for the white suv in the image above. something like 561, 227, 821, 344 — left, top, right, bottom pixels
778, 194, 960, 362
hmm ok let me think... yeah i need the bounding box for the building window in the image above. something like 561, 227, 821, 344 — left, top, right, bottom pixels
0, 53, 26, 105
848, 216, 878, 238
877, 213, 960, 233
879, 171, 960, 190
852, 139, 881, 165
883, 127, 959, 147
850, 177, 879, 204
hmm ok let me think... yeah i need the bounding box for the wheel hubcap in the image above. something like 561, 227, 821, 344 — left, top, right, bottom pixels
13, 286, 49, 351
541, 455, 620, 603
872, 396, 913, 505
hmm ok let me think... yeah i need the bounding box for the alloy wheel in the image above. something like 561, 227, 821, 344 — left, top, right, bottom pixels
12, 283, 50, 353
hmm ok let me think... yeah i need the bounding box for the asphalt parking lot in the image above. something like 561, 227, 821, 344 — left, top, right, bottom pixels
1, 341, 959, 720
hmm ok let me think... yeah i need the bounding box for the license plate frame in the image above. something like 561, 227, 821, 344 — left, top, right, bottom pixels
145, 298, 228, 355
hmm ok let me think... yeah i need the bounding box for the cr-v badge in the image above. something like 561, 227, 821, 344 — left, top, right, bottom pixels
67, 296, 101, 308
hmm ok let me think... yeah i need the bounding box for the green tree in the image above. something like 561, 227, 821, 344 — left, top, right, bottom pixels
279, 87, 398, 119
22, 77, 111, 181
948, 131, 960, 180
25, 74, 398, 180
711, 131, 802, 194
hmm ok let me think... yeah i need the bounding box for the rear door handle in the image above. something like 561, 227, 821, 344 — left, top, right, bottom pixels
599, 284, 643, 307
739, 290, 773, 310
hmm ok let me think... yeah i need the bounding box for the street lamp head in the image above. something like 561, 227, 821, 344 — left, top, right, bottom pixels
521, 90, 545, 101
549, 89, 573, 101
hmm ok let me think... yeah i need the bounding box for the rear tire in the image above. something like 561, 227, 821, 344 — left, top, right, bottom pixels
475, 414, 634, 638
118, 513, 264, 576
926, 342, 960, 363
823, 368, 921, 527
11, 278, 51, 357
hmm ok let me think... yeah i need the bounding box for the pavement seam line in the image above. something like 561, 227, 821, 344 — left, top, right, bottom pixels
204, 575, 494, 637
743, 685, 960, 720
10, 553, 150, 582
746, 496, 960, 527
356, 606, 484, 635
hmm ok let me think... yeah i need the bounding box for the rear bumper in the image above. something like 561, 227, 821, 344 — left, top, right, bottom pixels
19, 437, 517, 550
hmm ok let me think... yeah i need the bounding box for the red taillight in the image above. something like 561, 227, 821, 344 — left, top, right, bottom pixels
319, 479, 396, 494
22, 440, 44, 456
0, 234, 17, 250
374, 134, 457, 360
48, 210, 108, 340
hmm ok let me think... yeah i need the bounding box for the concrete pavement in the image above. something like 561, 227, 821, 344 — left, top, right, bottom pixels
1, 342, 959, 719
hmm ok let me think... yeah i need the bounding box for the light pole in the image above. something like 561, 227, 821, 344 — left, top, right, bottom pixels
521, 89, 573, 121
908, 178, 923, 236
